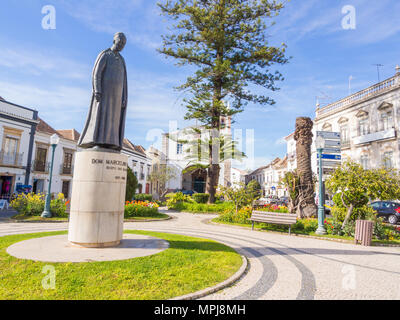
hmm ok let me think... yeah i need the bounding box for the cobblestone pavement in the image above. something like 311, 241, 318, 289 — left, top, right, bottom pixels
0, 210, 399, 300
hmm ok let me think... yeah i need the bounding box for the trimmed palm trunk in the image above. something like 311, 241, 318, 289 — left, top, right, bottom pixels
294, 117, 317, 218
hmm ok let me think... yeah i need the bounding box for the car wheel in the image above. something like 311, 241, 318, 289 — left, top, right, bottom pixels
388, 215, 399, 225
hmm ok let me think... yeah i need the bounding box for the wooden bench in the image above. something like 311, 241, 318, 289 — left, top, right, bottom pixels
249, 211, 298, 235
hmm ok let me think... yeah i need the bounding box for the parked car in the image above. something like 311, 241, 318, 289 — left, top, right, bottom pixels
278, 197, 289, 206
370, 201, 400, 225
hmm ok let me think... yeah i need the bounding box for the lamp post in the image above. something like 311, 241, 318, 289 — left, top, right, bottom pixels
315, 135, 327, 235
41, 134, 60, 218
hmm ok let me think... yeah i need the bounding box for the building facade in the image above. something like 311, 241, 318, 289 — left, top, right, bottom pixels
246, 157, 288, 197
162, 117, 232, 193
314, 66, 400, 172
0, 97, 153, 200
0, 98, 38, 200
122, 139, 152, 194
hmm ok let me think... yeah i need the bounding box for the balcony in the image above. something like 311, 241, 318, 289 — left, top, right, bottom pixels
341, 140, 351, 149
353, 128, 396, 145
0, 151, 23, 167
32, 160, 50, 173
60, 165, 74, 175
316, 75, 400, 119
140, 173, 145, 180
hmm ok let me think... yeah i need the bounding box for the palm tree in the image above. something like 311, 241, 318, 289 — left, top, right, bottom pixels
294, 117, 317, 218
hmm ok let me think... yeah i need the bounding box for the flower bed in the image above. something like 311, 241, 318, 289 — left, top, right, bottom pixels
124, 201, 160, 218
10, 193, 67, 217
257, 204, 289, 213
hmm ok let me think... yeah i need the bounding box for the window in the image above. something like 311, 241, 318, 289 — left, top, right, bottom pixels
3, 137, 19, 165
383, 151, 393, 169
340, 125, 349, 143
360, 154, 369, 169
177, 143, 183, 155
35, 146, 48, 172
380, 111, 393, 131
358, 118, 369, 136
62, 151, 73, 174
62, 181, 70, 199
371, 202, 380, 210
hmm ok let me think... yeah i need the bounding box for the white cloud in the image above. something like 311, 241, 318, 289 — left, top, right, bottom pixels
0, 47, 90, 80
55, 0, 163, 50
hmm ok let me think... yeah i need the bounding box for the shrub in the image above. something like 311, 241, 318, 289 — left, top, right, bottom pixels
124, 201, 159, 218
170, 201, 233, 213
11, 192, 67, 217
125, 167, 138, 201
218, 206, 252, 224
50, 193, 68, 217
192, 193, 210, 204
166, 192, 193, 207
294, 219, 318, 233
134, 194, 153, 201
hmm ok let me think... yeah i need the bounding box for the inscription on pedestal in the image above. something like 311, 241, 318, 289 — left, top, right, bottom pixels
91, 158, 128, 181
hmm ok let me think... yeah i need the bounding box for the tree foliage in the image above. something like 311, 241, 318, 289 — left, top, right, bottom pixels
220, 182, 260, 214
148, 164, 178, 198
159, 0, 289, 202
126, 167, 138, 201
326, 160, 400, 228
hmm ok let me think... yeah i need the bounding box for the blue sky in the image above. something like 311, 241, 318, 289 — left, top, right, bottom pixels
1, 0, 400, 170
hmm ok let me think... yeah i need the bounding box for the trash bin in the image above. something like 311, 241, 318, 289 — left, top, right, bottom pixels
354, 220, 373, 246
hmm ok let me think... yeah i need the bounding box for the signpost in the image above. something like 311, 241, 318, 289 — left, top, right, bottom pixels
317, 154, 342, 160
315, 131, 342, 235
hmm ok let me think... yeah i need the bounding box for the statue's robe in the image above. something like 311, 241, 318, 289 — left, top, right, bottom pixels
78, 48, 128, 151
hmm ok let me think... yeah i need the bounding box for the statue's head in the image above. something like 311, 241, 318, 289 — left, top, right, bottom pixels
111, 32, 127, 52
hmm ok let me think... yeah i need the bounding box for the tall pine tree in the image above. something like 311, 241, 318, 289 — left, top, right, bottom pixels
159, 0, 289, 202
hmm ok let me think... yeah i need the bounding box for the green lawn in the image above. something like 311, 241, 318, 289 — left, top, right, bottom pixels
11, 214, 69, 222
0, 230, 242, 300
212, 218, 400, 246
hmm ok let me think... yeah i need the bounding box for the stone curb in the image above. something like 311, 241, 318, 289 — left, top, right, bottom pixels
170, 254, 249, 301
207, 219, 400, 248
10, 215, 173, 224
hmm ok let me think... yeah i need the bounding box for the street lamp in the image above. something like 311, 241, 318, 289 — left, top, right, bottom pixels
315, 135, 327, 235
41, 134, 60, 218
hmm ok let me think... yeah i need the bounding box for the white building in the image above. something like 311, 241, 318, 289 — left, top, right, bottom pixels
0, 98, 38, 200
314, 66, 400, 173
122, 139, 152, 194
162, 116, 232, 193
231, 167, 247, 185
29, 119, 78, 199
0, 97, 153, 200
285, 132, 297, 172
246, 157, 288, 197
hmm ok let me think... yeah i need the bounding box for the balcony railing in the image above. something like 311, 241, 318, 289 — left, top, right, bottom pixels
60, 165, 74, 175
341, 141, 351, 149
353, 128, 396, 145
316, 75, 399, 119
0, 151, 23, 167
32, 160, 50, 173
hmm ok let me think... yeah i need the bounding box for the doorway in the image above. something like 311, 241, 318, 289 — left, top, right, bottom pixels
33, 179, 45, 194
0, 176, 13, 200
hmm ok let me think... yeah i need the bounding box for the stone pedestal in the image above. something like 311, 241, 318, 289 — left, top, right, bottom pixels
68, 150, 128, 248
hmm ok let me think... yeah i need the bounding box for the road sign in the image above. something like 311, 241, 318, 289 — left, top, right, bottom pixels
321, 160, 341, 168
317, 131, 341, 140
317, 154, 342, 160
324, 140, 341, 147
322, 148, 341, 154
